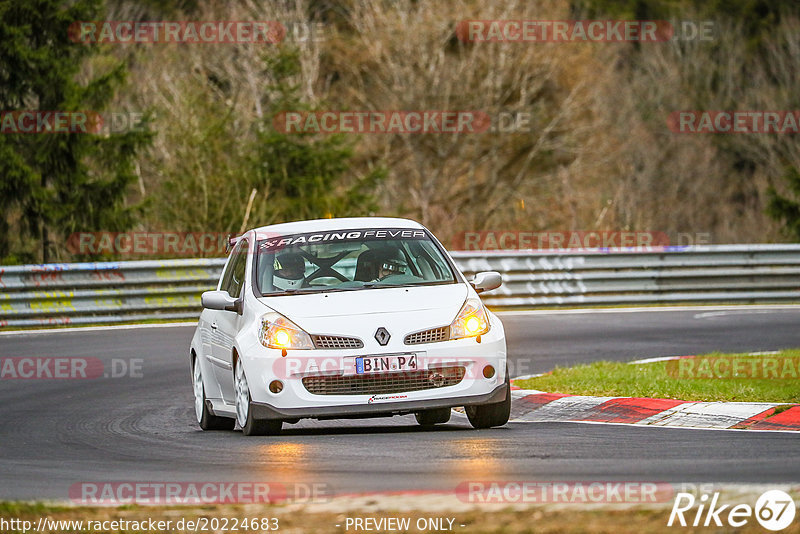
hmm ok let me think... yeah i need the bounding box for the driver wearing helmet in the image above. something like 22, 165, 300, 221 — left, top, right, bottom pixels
273, 253, 306, 290
373, 248, 408, 281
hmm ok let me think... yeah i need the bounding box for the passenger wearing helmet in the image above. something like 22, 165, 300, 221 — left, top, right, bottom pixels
373, 248, 408, 281
273, 253, 306, 290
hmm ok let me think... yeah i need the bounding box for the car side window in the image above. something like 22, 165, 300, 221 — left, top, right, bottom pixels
225, 239, 249, 298
218, 241, 241, 293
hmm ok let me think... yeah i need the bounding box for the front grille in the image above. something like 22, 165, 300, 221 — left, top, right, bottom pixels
311, 335, 364, 349
302, 366, 466, 396
404, 326, 450, 345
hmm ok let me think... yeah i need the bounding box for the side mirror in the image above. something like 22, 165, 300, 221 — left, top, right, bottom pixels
470, 271, 502, 294
201, 290, 242, 314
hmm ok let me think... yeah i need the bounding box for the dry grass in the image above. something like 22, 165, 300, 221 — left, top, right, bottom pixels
4, 500, 798, 534
78, 1, 800, 255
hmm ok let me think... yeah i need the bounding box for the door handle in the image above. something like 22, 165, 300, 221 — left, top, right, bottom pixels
210, 322, 218, 330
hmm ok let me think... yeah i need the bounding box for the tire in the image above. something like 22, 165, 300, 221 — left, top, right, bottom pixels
234, 358, 282, 437
465, 369, 511, 429
415, 407, 452, 426
193, 355, 235, 431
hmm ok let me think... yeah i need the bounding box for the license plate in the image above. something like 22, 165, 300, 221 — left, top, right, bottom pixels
355, 354, 417, 375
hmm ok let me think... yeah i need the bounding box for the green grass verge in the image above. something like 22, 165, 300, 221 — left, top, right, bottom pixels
515, 349, 800, 403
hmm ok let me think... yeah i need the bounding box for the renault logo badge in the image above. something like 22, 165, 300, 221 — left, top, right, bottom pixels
374, 327, 391, 346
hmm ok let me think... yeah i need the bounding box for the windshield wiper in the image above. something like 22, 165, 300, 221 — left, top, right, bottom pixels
299, 286, 364, 293
366, 282, 442, 289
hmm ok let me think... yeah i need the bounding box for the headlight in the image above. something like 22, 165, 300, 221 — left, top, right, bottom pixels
449, 298, 490, 339
259, 312, 314, 350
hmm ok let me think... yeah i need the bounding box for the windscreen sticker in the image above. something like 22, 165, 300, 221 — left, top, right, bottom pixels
258, 228, 427, 251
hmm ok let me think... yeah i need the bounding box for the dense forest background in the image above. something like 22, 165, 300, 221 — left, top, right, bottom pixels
2, 0, 800, 263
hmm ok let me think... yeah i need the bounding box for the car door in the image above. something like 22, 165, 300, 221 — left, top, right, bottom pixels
198, 248, 235, 399
209, 238, 249, 404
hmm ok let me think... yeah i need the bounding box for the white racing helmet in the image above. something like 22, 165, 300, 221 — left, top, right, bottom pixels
376, 247, 408, 279
273, 253, 305, 291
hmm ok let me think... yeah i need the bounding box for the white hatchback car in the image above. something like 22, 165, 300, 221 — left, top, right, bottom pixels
189, 217, 509, 435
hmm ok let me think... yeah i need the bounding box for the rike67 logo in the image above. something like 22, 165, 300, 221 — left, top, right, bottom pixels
668, 490, 796, 531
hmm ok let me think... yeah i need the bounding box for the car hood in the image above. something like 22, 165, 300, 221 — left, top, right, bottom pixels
258, 284, 468, 342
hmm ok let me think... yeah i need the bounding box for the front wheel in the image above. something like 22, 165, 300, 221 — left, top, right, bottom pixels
465, 370, 511, 429
193, 356, 234, 431
235, 358, 282, 436
415, 407, 451, 426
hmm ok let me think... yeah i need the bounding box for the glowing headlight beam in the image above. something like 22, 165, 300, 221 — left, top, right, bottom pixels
274, 329, 290, 347
449, 298, 490, 340
465, 316, 482, 334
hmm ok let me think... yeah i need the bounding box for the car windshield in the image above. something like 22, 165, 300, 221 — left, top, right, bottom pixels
255, 227, 457, 296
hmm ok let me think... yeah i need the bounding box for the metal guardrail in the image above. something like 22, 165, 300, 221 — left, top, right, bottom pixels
0, 259, 225, 327
452, 245, 800, 308
1, 245, 799, 327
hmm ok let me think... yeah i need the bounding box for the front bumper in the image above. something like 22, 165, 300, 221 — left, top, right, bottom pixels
249, 381, 508, 420
235, 322, 507, 421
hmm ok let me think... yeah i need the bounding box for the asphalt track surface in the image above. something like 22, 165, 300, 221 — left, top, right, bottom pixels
1, 306, 799, 501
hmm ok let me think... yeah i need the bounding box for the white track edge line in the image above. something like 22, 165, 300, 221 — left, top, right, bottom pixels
496, 304, 800, 316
